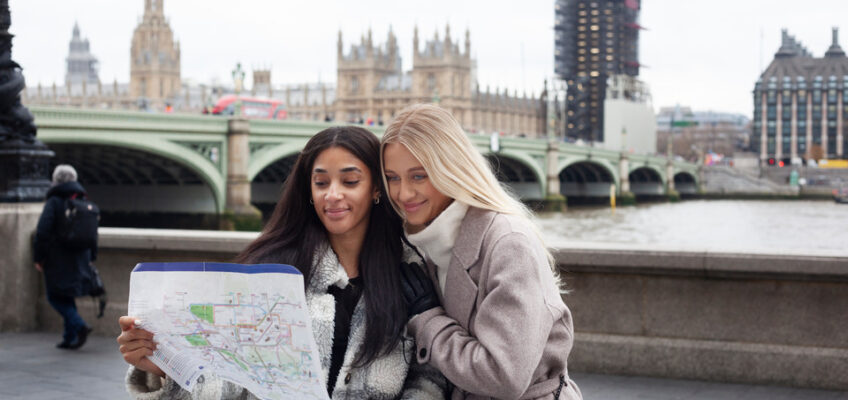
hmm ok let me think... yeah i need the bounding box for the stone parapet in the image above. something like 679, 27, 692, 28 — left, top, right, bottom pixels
0, 203, 44, 332
29, 228, 848, 390
556, 241, 848, 390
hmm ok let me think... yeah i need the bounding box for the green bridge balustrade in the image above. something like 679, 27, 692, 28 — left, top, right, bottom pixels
30, 106, 700, 223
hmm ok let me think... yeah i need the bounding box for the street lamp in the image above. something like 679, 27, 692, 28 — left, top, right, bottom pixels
0, 0, 54, 201
231, 62, 245, 117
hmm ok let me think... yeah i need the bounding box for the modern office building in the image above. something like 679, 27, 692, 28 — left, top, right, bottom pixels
554, 0, 643, 143
753, 28, 848, 164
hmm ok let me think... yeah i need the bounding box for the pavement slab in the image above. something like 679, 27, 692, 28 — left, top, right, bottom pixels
1, 332, 846, 399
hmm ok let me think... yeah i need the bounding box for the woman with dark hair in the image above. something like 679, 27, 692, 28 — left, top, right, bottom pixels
117, 126, 446, 399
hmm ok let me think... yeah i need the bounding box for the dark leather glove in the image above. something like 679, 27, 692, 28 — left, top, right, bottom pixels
399, 261, 440, 319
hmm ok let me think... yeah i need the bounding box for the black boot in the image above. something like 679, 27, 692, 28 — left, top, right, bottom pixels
56, 340, 75, 350
71, 326, 93, 349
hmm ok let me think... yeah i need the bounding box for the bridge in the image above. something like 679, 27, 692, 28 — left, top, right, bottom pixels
31, 106, 700, 226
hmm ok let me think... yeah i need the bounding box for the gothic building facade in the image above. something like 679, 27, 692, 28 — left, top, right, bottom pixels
130, 0, 181, 106
24, 8, 543, 137
333, 26, 545, 137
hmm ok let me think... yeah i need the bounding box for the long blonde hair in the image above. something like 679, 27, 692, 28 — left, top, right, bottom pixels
381, 103, 560, 280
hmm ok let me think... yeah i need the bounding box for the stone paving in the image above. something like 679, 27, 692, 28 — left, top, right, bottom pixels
1, 332, 845, 400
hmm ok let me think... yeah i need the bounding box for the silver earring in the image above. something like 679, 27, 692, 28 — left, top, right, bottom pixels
374, 196, 380, 205
309, 198, 314, 205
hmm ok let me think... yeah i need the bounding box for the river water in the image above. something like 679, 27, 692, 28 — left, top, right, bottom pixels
535, 200, 848, 254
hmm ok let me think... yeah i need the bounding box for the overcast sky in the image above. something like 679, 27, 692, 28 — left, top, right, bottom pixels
12, 0, 848, 116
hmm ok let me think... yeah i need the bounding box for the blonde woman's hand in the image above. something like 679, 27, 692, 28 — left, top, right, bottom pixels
117, 316, 165, 378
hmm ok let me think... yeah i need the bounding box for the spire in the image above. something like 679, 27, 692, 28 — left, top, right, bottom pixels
465, 28, 471, 56
73, 21, 80, 38
413, 25, 419, 54
826, 27, 846, 58
387, 26, 397, 56
337, 29, 343, 57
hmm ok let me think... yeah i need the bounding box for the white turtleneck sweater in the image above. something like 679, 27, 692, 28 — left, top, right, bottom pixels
406, 201, 469, 293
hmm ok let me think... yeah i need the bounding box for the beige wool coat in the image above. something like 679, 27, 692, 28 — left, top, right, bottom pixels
408, 207, 582, 400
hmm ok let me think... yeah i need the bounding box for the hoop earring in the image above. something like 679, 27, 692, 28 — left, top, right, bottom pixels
309, 198, 314, 205
374, 196, 380, 205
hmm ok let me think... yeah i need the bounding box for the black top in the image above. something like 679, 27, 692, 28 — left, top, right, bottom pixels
326, 276, 363, 395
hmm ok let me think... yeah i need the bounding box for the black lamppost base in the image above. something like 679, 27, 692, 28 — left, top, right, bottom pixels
0, 139, 53, 202
0, 0, 53, 202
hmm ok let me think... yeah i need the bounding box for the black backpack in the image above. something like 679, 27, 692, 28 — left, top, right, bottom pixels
58, 193, 100, 249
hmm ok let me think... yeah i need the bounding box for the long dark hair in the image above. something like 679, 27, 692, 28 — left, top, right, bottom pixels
236, 126, 406, 367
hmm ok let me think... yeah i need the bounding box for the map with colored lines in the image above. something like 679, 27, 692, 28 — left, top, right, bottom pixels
128, 262, 328, 400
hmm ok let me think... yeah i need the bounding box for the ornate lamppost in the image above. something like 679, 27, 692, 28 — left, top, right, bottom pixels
231, 62, 244, 117
0, 0, 53, 202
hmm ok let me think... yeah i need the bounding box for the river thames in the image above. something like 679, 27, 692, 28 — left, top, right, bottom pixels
536, 199, 848, 254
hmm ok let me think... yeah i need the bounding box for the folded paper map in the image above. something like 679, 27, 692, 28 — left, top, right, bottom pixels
128, 262, 329, 400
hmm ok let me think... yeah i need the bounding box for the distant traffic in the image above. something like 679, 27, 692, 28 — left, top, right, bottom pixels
205, 95, 287, 120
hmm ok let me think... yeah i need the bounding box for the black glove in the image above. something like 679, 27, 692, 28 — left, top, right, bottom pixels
399, 261, 440, 319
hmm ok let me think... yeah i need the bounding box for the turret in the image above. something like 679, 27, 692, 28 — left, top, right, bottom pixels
825, 27, 846, 58
465, 28, 471, 57
444, 24, 452, 54
337, 29, 343, 58
413, 25, 419, 55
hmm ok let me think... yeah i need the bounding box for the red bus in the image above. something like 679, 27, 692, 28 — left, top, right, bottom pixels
208, 95, 287, 119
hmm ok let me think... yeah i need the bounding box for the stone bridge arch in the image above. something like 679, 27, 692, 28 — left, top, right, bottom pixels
628, 166, 665, 197
483, 151, 545, 199
41, 135, 225, 216
557, 159, 618, 201
249, 144, 304, 218
674, 171, 699, 195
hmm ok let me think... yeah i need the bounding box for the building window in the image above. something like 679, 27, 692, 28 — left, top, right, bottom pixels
351, 76, 359, 94
427, 74, 436, 92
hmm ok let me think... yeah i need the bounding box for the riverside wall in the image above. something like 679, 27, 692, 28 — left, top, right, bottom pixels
31, 228, 848, 390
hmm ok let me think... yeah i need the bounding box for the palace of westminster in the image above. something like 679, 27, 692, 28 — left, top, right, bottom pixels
23, 0, 546, 137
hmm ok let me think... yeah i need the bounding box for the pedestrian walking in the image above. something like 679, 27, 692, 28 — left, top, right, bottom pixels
33, 164, 99, 350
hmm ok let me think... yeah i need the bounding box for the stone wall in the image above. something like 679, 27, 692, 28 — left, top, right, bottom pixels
557, 243, 848, 390
33, 228, 848, 390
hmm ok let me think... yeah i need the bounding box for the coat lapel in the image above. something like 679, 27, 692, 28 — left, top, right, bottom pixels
441, 207, 496, 329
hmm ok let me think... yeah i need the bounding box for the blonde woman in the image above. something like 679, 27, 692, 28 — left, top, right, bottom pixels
381, 104, 582, 400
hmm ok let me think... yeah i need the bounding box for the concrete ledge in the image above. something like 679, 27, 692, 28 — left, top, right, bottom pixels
30, 228, 848, 391
553, 241, 848, 282
571, 333, 848, 390
99, 227, 258, 253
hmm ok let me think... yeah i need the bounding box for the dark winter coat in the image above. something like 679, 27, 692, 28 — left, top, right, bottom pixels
33, 181, 97, 297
